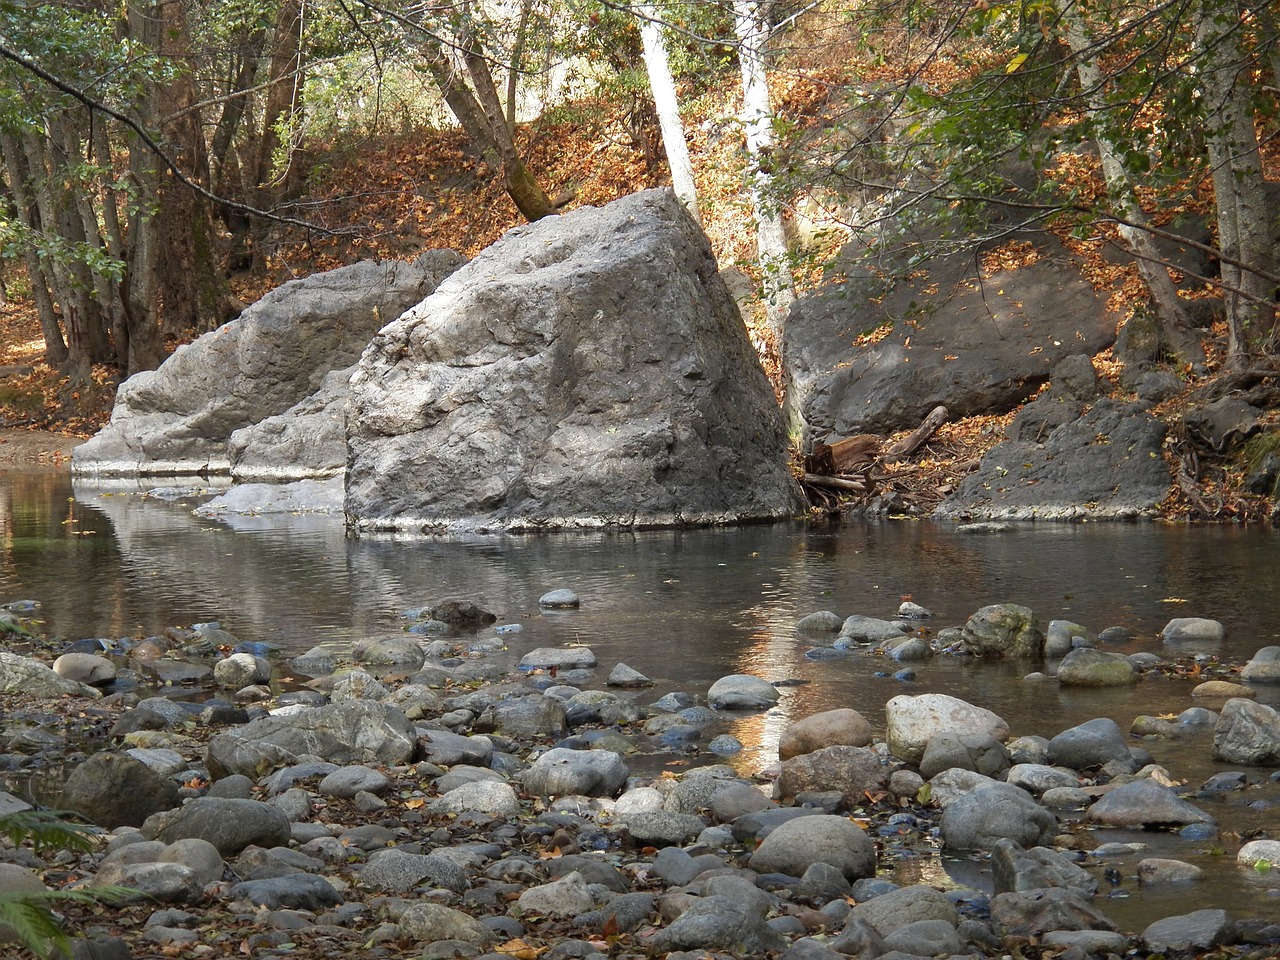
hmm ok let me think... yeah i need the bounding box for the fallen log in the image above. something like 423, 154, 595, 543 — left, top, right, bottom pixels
883, 405, 948, 463
803, 473, 868, 493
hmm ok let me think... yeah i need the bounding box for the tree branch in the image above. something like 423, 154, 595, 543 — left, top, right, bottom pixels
0, 41, 353, 235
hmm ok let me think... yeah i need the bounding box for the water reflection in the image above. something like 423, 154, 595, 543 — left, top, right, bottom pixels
4, 470, 1280, 926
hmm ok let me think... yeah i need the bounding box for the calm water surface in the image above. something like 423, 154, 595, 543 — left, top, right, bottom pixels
2, 468, 1279, 929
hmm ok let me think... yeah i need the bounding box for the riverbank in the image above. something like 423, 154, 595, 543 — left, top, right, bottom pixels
0, 428, 82, 466
1, 592, 1278, 960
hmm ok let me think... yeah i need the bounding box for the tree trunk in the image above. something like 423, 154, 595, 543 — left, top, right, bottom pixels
638, 3, 700, 221
1195, 0, 1277, 365
253, 0, 304, 201
1062, 3, 1207, 372
0, 131, 67, 365
733, 0, 798, 432
459, 25, 557, 221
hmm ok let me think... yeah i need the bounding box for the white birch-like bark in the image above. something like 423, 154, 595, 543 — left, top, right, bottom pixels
734, 0, 795, 331
637, 3, 699, 221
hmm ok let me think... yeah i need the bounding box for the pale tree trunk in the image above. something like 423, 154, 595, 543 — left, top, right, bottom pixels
638, 3, 699, 221
1062, 3, 1207, 371
734, 0, 798, 433
1195, 0, 1277, 365
504, 0, 533, 127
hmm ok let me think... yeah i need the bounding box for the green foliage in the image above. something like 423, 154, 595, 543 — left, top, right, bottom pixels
0, 810, 134, 960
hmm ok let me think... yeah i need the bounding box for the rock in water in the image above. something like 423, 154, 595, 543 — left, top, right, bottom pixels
73, 252, 463, 477
346, 188, 803, 533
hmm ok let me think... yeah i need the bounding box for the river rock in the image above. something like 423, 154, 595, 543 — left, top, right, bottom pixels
91, 861, 203, 904
74, 252, 463, 476
0, 651, 101, 698
353, 636, 428, 670
52, 652, 116, 686
229, 873, 342, 911
919, 731, 1011, 780
157, 838, 225, 886
429, 780, 520, 818
346, 189, 802, 532
776, 745, 887, 806
1241, 645, 1280, 682
539, 589, 580, 609
748, 814, 875, 880
1044, 619, 1098, 658
992, 887, 1118, 936
939, 400, 1170, 520
842, 884, 958, 936
991, 839, 1096, 895
649, 893, 787, 955
835, 615, 908, 645
961, 604, 1043, 659
140, 797, 291, 855
398, 901, 492, 945
1192, 679, 1255, 698
61, 751, 181, 828
1237, 838, 1280, 866
318, 764, 391, 798
1086, 779, 1215, 828
1161, 616, 1225, 642
1056, 647, 1137, 686
1138, 857, 1205, 883
522, 748, 628, 797
1006, 763, 1081, 795
777, 708, 872, 760
1212, 698, 1280, 765
707, 674, 780, 710
205, 699, 416, 779
1141, 908, 1237, 953
212, 652, 272, 689
606, 663, 652, 688
941, 782, 1057, 850
885, 693, 1010, 764
796, 611, 843, 634
883, 918, 964, 957
1046, 717, 1132, 771
519, 647, 598, 671
518, 871, 595, 917
361, 849, 466, 893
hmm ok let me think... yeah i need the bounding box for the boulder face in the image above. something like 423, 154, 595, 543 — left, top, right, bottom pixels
346, 188, 804, 533
73, 252, 464, 477
786, 230, 1117, 441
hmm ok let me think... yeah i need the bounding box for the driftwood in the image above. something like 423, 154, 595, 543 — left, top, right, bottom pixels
883, 405, 948, 463
803, 473, 868, 493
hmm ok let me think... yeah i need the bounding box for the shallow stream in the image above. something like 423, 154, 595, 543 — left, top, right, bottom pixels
2, 469, 1279, 931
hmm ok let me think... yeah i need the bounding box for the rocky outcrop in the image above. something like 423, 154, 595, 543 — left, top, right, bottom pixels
787, 231, 1117, 442
73, 252, 463, 477
936, 398, 1171, 520
346, 189, 803, 533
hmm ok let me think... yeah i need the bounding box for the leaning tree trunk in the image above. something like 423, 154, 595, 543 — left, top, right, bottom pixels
459, 29, 557, 221
1195, 0, 1277, 365
638, 2, 700, 221
1062, 3, 1207, 372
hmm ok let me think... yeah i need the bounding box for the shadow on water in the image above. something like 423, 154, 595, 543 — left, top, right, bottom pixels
3, 470, 1280, 929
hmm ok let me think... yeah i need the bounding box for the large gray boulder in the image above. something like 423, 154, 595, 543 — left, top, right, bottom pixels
1212, 698, 1280, 765
73, 252, 463, 476
228, 366, 355, 481
936, 399, 1170, 520
885, 693, 1010, 764
346, 189, 803, 533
